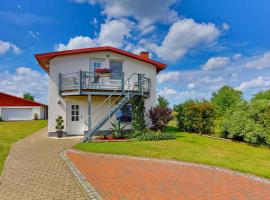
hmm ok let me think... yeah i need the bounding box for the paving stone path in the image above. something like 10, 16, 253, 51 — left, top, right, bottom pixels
67, 150, 270, 200
0, 128, 87, 200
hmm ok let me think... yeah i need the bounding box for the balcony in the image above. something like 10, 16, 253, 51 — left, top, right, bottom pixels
59, 71, 150, 96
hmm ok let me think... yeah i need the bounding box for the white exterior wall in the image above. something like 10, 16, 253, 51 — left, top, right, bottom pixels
0, 106, 45, 120
48, 51, 156, 134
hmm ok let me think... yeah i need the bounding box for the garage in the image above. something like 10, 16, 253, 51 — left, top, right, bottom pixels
1, 108, 33, 121
0, 92, 48, 121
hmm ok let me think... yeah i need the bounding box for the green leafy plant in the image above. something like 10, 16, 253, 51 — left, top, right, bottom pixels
55, 116, 64, 138
131, 95, 146, 131
157, 95, 169, 108
111, 120, 128, 138
211, 85, 243, 116
34, 113, 39, 120
129, 129, 176, 141
174, 100, 215, 134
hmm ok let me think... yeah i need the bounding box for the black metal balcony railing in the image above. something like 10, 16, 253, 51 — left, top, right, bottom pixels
59, 71, 150, 95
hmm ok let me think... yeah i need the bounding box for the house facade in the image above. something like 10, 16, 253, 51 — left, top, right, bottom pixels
0, 92, 48, 121
35, 46, 166, 140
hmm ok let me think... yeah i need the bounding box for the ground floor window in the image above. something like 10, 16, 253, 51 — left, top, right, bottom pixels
116, 103, 132, 122
71, 105, 79, 121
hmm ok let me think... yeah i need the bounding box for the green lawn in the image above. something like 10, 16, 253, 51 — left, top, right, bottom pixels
75, 126, 270, 178
0, 120, 47, 173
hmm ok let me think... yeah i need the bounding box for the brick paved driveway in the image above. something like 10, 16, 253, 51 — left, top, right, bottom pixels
0, 128, 87, 200
67, 150, 270, 200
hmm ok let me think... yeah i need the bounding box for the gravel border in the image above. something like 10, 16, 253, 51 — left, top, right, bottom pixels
60, 150, 103, 200
69, 149, 270, 184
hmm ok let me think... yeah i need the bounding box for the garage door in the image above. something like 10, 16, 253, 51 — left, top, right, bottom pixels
1, 108, 33, 121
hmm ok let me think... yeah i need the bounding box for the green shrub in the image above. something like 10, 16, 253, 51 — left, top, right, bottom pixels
131, 95, 146, 131
129, 129, 176, 141
174, 100, 215, 134
220, 103, 270, 145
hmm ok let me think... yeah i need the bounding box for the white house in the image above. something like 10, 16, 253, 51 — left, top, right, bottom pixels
0, 92, 48, 121
35, 46, 166, 140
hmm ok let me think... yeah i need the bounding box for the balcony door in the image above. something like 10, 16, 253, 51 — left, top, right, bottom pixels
110, 60, 122, 80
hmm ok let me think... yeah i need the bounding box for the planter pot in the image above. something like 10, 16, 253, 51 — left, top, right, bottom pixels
57, 131, 63, 138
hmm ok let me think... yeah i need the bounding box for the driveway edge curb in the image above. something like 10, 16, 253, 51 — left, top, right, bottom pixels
60, 150, 103, 200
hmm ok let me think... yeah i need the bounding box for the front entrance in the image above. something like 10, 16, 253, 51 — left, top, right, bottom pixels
67, 103, 84, 135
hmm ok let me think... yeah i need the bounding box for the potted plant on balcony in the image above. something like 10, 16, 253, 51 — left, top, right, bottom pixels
55, 116, 64, 138
95, 68, 112, 76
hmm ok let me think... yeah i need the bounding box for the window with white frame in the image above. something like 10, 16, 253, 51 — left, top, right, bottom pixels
71, 105, 79, 121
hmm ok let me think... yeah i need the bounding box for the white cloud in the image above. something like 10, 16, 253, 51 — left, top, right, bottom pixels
236, 76, 270, 91
97, 19, 133, 47
0, 40, 21, 55
157, 71, 181, 84
245, 51, 270, 69
222, 23, 230, 31
148, 19, 220, 61
73, 0, 179, 25
55, 36, 97, 51
0, 67, 48, 103
27, 30, 40, 40
202, 56, 230, 70
55, 19, 133, 50
232, 53, 242, 61
158, 86, 179, 96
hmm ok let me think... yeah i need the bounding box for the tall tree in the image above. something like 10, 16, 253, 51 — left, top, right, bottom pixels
23, 93, 34, 101
251, 89, 270, 101
157, 95, 169, 108
211, 86, 243, 115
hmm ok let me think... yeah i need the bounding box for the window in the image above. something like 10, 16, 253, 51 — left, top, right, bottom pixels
71, 105, 79, 121
91, 59, 104, 72
110, 60, 122, 80
116, 103, 132, 122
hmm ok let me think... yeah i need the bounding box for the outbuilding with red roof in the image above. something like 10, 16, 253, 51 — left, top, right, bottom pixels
0, 92, 48, 121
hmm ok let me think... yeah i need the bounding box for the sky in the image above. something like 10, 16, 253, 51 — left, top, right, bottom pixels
0, 0, 270, 105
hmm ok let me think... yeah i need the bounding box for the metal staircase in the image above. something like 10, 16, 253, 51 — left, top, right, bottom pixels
81, 73, 149, 142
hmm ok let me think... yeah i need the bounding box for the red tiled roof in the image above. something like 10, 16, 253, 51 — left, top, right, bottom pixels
34, 46, 167, 73
0, 92, 47, 107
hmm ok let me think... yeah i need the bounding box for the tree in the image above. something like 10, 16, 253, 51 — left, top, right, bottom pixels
23, 93, 34, 101
157, 95, 169, 108
211, 86, 243, 115
251, 89, 270, 101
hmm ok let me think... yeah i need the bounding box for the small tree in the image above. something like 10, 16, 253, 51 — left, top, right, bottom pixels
211, 86, 243, 116
23, 93, 34, 101
55, 116, 64, 138
148, 106, 173, 131
131, 96, 146, 131
157, 95, 169, 108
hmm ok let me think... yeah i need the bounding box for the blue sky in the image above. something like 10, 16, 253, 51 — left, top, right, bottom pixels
1, 0, 270, 105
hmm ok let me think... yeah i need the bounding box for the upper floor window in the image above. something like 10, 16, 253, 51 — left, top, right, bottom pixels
110, 60, 122, 80
91, 59, 104, 72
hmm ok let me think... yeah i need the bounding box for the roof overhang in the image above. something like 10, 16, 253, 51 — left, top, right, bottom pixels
34, 46, 167, 73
